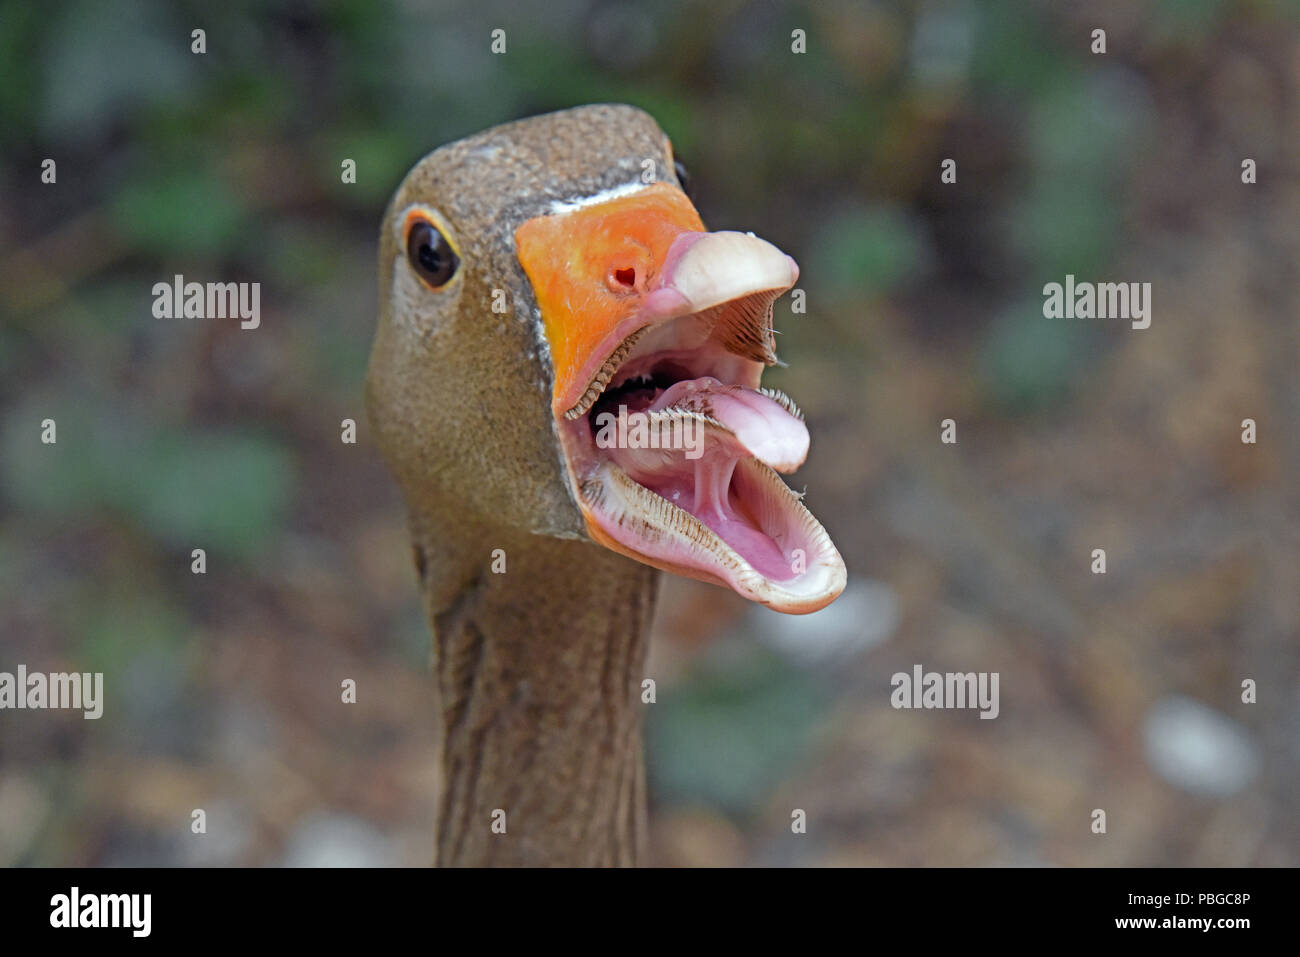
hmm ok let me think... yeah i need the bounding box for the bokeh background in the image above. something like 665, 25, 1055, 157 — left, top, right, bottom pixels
2, 0, 1297, 866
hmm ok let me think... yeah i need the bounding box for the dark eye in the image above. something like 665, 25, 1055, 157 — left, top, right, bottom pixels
673, 157, 693, 199
407, 219, 459, 288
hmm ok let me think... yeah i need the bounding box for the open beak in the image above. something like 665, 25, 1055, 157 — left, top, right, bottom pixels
516, 182, 845, 613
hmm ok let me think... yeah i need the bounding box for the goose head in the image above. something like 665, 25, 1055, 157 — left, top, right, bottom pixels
367, 104, 845, 613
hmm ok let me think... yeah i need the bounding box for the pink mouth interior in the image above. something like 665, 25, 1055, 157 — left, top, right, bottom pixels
587, 360, 811, 582
634, 448, 793, 580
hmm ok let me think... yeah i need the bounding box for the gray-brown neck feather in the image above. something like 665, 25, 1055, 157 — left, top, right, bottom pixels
411, 512, 659, 866
368, 105, 678, 866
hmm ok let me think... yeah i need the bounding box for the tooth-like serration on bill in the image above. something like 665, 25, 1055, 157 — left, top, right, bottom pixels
563, 277, 787, 420
647, 408, 725, 430
563, 327, 647, 420
757, 386, 803, 421
580, 459, 846, 613
581, 465, 762, 588
694, 290, 779, 365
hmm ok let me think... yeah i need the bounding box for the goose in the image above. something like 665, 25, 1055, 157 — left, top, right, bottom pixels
366, 104, 845, 866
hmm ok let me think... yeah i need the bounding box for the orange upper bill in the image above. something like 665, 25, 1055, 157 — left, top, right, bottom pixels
515, 182, 705, 414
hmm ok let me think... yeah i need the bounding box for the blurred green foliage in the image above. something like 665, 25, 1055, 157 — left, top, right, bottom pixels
111, 170, 252, 259
648, 643, 826, 815
1, 390, 293, 561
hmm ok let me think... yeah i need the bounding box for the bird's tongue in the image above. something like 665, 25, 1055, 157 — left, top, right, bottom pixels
647, 376, 808, 471
600, 377, 810, 581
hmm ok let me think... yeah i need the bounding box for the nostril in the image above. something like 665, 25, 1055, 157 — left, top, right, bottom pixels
612, 266, 636, 288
